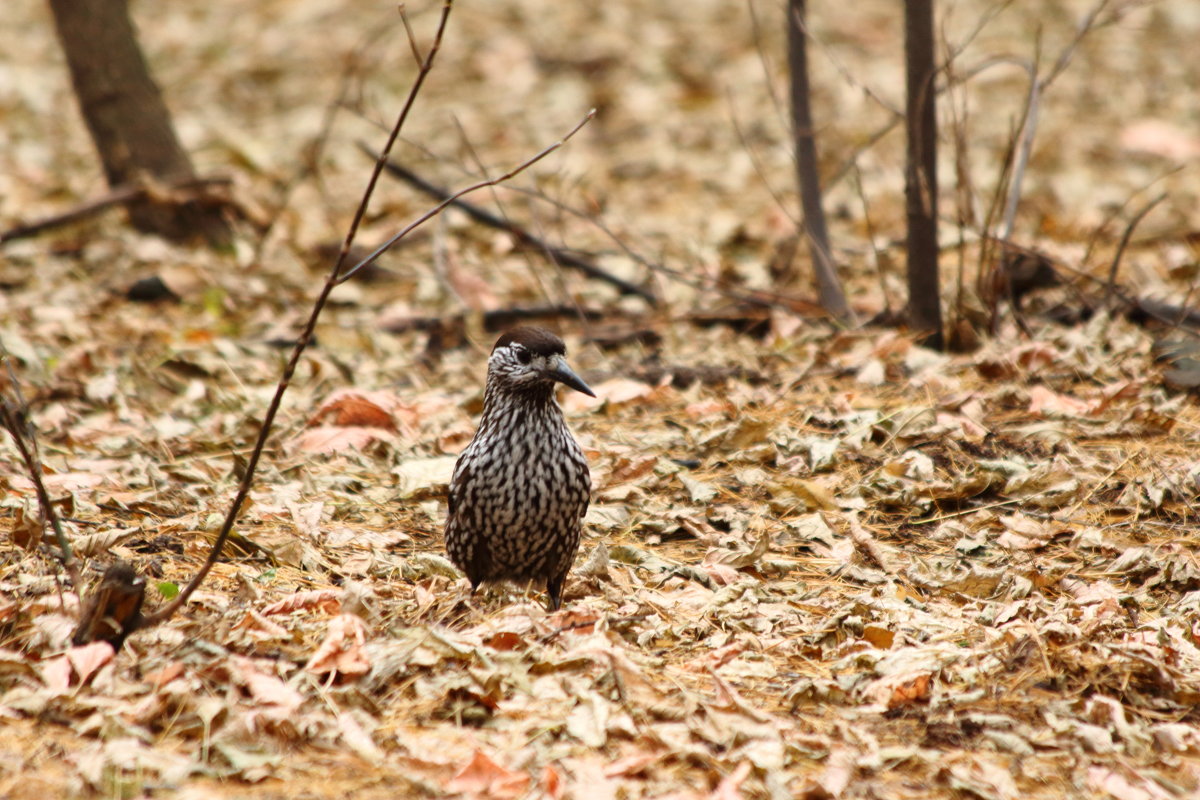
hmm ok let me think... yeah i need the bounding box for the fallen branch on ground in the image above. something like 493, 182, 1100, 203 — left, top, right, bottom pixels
359, 146, 658, 305
0, 176, 233, 244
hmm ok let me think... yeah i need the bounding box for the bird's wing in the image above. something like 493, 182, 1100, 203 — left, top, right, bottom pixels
447, 458, 470, 518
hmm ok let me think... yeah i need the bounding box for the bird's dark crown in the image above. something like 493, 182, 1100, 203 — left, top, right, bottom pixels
492, 326, 567, 357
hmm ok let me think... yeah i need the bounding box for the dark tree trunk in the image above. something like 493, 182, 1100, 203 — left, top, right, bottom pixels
904, 0, 942, 348
48, 0, 231, 246
787, 0, 852, 323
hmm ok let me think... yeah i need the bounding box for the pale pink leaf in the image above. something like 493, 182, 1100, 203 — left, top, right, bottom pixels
306, 614, 371, 678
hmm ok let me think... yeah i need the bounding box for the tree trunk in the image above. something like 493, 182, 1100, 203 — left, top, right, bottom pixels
903, 0, 942, 348
48, 0, 231, 246
787, 0, 852, 323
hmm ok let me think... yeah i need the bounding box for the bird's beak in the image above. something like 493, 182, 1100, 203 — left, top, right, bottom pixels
547, 357, 596, 397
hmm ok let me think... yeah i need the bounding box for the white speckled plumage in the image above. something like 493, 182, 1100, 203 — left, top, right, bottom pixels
445, 327, 593, 609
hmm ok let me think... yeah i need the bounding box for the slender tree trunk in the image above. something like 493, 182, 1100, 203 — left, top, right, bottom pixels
904, 0, 942, 348
787, 0, 852, 323
48, 0, 231, 246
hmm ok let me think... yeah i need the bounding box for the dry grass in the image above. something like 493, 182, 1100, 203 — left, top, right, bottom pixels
3, 0, 1200, 797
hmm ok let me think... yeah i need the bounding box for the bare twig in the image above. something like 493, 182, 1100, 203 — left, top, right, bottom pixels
252, 25, 391, 265
141, 0, 457, 628
1136, 298, 1200, 335
998, 53, 1041, 241
846, 514, 901, 577
1081, 167, 1183, 267
447, 116, 566, 313
972, 228, 1200, 339
359, 139, 654, 303
0, 346, 83, 590
787, 0, 852, 324
352, 104, 834, 317
339, 110, 601, 287
727, 91, 798, 227
851, 164, 891, 315
788, 2, 901, 118
0, 176, 231, 244
982, 0, 1128, 313
1102, 192, 1167, 309
501, 182, 828, 316
382, 304, 606, 334
744, 0, 789, 139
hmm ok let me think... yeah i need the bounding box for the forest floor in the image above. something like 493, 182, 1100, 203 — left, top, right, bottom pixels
3, 0, 1200, 798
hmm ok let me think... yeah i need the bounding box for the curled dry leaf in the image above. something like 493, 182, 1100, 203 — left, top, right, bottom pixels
445, 750, 531, 799
337, 710, 384, 763
291, 425, 395, 455
6, 0, 1200, 794
546, 608, 602, 636
711, 760, 752, 800
1119, 119, 1200, 161
307, 389, 406, 432
604, 454, 658, 486
65, 641, 115, 686
482, 631, 523, 651
1027, 385, 1096, 418
859, 670, 934, 710
306, 613, 371, 679
541, 764, 565, 800
231, 657, 303, 716
702, 531, 770, 570
260, 589, 341, 616
72, 526, 141, 557
686, 642, 744, 672
143, 661, 185, 689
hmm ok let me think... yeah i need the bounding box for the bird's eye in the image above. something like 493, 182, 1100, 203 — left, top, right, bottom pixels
516, 348, 532, 365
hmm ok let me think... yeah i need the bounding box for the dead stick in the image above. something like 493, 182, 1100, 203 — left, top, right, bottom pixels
0, 355, 83, 590
141, 1, 457, 628
1103, 192, 1167, 310
0, 176, 232, 244
381, 304, 606, 334
356, 145, 658, 305
338, 115, 594, 285
846, 514, 901, 577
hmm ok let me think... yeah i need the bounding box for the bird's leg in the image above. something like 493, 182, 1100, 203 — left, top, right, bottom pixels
545, 576, 564, 611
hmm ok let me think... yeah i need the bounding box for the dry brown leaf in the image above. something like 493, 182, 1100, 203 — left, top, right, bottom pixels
59, 641, 114, 687
261, 589, 341, 616
306, 614, 370, 678
232, 657, 303, 715
1027, 385, 1095, 418
1119, 119, 1200, 161
710, 760, 751, 800
604, 454, 658, 486
308, 389, 401, 432
483, 631, 523, 651
144, 661, 186, 689
445, 750, 530, 798
861, 626, 895, 650
292, 425, 395, 454
541, 764, 565, 800
546, 608, 602, 636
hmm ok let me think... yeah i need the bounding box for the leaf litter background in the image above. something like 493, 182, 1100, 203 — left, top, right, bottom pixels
3, 0, 1200, 797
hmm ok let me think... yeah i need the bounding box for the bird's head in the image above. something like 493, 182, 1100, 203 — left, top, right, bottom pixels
488, 326, 595, 397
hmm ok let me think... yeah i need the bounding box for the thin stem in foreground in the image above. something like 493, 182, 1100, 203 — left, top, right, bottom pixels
337, 109, 596, 286
141, 0, 455, 627
0, 349, 83, 591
